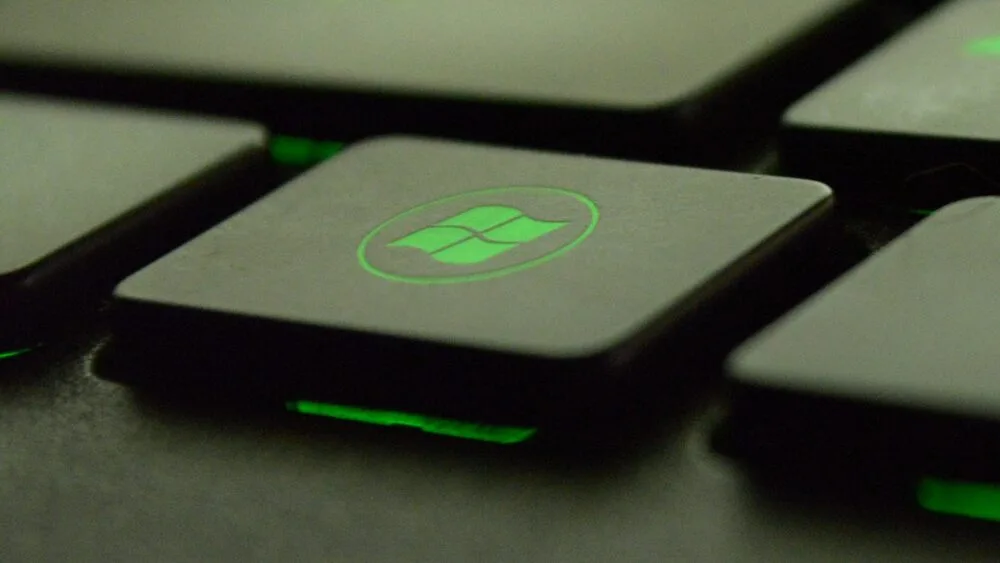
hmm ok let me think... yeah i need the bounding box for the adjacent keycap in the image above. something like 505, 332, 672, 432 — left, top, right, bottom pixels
106, 137, 832, 428
783, 0, 1000, 206
0, 94, 265, 346
728, 197, 1000, 474
0, 0, 878, 163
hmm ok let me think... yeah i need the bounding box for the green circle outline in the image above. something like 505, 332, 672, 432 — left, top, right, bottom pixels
357, 186, 600, 284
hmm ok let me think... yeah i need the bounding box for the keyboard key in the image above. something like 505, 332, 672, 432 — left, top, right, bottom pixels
0, 94, 266, 346
727, 197, 1000, 475
105, 136, 832, 429
0, 0, 883, 164
783, 0, 1000, 205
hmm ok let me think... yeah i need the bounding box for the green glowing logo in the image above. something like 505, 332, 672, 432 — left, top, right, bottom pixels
966, 35, 1000, 56
358, 186, 599, 284
388, 205, 568, 265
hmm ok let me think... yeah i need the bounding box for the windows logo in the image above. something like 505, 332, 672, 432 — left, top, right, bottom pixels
388, 205, 568, 265
358, 186, 599, 284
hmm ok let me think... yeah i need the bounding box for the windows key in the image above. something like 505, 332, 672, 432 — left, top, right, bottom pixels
107, 137, 832, 429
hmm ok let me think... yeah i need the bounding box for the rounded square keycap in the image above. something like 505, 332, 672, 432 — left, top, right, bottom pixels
728, 198, 1000, 470
0, 93, 264, 343
110, 137, 831, 424
0, 0, 856, 108
783, 0, 1000, 200
0, 0, 870, 162
733, 197, 1000, 414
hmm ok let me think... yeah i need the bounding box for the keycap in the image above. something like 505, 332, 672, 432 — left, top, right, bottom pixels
727, 197, 1000, 475
0, 0, 883, 164
0, 93, 266, 347
104, 136, 832, 429
783, 0, 1000, 206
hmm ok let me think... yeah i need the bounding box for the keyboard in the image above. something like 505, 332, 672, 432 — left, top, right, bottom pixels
3, 1, 1000, 560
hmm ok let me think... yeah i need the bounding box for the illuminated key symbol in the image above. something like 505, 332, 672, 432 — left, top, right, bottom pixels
966, 35, 1000, 56
388, 205, 568, 265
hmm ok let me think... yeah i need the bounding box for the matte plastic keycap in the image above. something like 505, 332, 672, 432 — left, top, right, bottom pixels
107, 137, 832, 428
783, 0, 1000, 205
0, 93, 265, 345
0, 0, 879, 163
728, 198, 1000, 474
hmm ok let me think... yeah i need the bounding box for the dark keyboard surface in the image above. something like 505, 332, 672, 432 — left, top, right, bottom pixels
3, 1, 1000, 561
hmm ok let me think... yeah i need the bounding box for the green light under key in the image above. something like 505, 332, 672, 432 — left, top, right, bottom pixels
285, 400, 538, 445
0, 347, 34, 360
269, 136, 345, 166
918, 477, 1000, 522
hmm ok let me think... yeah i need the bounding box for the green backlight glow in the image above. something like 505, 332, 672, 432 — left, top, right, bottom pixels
270, 136, 345, 166
0, 347, 33, 360
967, 36, 1000, 56
286, 400, 538, 445
918, 477, 1000, 522
911, 209, 935, 217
